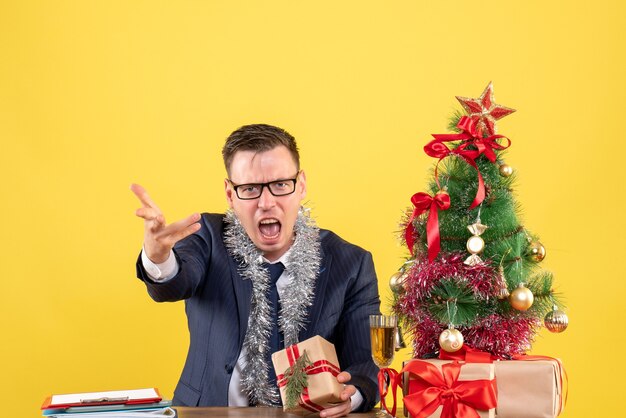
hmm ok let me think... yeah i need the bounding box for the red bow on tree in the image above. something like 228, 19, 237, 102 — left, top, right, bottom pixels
405, 191, 450, 262
423, 116, 511, 209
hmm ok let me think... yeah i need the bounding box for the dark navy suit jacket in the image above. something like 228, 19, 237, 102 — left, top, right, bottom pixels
136, 213, 381, 411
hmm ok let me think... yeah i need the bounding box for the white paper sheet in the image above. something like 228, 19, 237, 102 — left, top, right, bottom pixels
51, 388, 159, 405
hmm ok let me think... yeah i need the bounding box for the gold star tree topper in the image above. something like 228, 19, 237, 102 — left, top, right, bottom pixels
456, 82, 516, 135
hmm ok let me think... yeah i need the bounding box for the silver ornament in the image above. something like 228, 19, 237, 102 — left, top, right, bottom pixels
544, 305, 569, 333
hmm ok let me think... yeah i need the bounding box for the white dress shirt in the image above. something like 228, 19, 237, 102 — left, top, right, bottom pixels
141, 247, 364, 410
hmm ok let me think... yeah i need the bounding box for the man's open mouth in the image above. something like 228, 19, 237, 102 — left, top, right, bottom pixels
259, 218, 281, 239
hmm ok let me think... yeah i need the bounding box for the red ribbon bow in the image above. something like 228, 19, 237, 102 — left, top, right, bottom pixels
275, 344, 341, 413
405, 191, 451, 262
424, 116, 511, 209
402, 360, 497, 418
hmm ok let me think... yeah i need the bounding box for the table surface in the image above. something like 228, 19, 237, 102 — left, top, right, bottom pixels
175, 407, 380, 417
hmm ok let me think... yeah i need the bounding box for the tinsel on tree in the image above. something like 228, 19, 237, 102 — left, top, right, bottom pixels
392, 83, 568, 360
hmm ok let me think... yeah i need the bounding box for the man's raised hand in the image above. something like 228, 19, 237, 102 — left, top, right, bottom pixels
131, 183, 201, 264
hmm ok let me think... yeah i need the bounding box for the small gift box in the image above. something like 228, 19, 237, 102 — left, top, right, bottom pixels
401, 359, 496, 418
271, 335, 343, 415
495, 357, 566, 418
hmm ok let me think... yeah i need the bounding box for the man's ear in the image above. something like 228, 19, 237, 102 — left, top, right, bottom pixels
298, 170, 307, 200
225, 179, 235, 208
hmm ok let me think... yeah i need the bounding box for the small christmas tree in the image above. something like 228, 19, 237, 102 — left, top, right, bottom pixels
392, 83, 568, 359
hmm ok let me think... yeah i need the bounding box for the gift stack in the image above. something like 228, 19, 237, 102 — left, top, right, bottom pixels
397, 351, 566, 418
383, 83, 569, 417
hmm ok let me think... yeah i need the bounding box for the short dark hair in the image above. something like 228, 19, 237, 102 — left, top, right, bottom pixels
222, 124, 300, 175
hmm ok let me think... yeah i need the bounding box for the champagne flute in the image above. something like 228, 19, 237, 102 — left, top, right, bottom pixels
370, 314, 397, 417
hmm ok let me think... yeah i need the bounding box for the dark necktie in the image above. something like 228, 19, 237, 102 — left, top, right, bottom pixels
265, 262, 285, 395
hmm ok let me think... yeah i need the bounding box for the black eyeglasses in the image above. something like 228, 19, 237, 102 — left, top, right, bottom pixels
228, 172, 300, 200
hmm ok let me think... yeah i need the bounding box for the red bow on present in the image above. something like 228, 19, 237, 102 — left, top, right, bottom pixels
404, 191, 450, 262
402, 360, 497, 418
424, 116, 511, 209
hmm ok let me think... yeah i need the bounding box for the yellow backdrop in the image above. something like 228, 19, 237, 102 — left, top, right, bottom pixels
1, 1, 624, 416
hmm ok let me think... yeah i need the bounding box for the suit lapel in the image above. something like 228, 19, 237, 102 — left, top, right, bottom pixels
300, 246, 331, 341
228, 255, 252, 347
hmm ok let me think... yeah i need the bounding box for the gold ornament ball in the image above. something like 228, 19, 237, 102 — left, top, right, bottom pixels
528, 241, 546, 262
544, 308, 569, 333
389, 272, 406, 294
510, 283, 534, 311
439, 327, 464, 353
499, 164, 514, 177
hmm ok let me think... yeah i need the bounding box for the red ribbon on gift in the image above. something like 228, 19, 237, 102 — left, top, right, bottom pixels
424, 116, 511, 209
404, 191, 451, 262
378, 368, 400, 417
402, 360, 497, 418
438, 344, 496, 364
276, 344, 341, 413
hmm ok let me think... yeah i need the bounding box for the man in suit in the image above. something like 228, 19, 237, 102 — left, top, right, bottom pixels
132, 124, 380, 417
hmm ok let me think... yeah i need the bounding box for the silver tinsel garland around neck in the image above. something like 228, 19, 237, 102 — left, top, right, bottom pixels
223, 207, 321, 406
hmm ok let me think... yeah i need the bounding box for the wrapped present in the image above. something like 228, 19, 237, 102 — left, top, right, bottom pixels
271, 335, 343, 415
495, 357, 566, 418
438, 347, 567, 418
401, 359, 496, 418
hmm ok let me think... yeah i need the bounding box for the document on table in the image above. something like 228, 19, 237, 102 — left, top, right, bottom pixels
49, 388, 160, 407
43, 406, 176, 418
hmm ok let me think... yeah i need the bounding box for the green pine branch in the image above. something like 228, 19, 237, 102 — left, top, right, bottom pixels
282, 350, 313, 410
527, 272, 559, 316
427, 278, 493, 326
447, 111, 465, 132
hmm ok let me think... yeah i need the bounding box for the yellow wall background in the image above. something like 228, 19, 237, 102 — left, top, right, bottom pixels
1, 1, 624, 416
